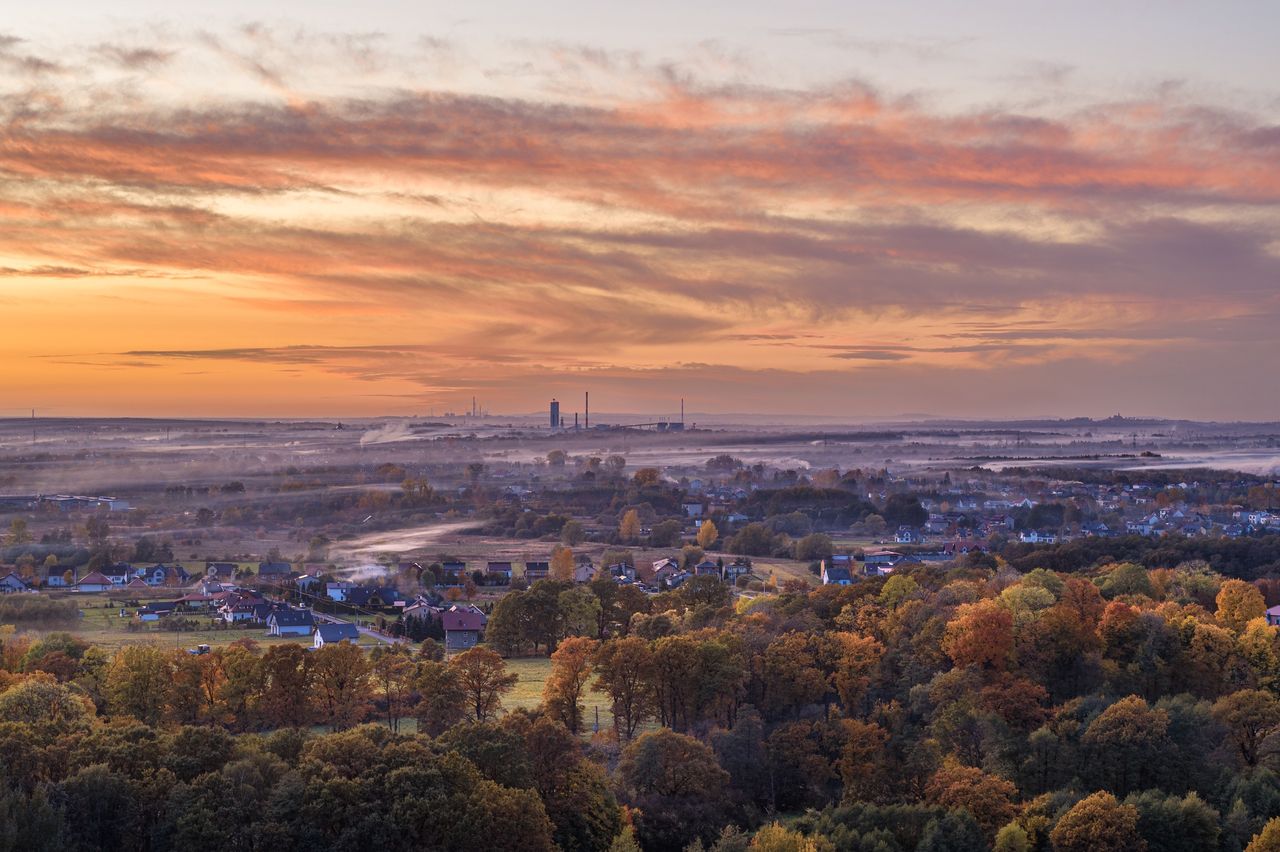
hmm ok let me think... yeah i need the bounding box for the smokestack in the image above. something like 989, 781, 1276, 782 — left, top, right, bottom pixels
585, 391, 589, 430
681, 397, 684, 425
550, 399, 560, 430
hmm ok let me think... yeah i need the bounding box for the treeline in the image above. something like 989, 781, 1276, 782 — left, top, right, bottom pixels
1001, 533, 1280, 579
0, 596, 79, 626
13, 555, 1280, 849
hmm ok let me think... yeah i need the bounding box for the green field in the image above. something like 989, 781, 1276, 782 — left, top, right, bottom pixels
54, 595, 381, 651
502, 655, 613, 725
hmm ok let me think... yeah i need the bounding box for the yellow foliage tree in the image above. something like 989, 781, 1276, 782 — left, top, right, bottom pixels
619, 509, 641, 542
697, 519, 719, 550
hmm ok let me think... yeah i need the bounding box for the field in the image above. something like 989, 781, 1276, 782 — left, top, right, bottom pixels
502, 655, 613, 726
48, 593, 381, 651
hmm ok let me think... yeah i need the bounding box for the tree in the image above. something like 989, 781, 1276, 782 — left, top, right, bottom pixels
551, 547, 576, 582
697, 519, 719, 550
371, 647, 416, 732
310, 641, 372, 731
633, 468, 661, 487
105, 646, 172, 725
942, 599, 1014, 672
1213, 689, 1280, 767
619, 510, 641, 543
415, 660, 469, 735
793, 533, 833, 562
561, 520, 585, 546
618, 729, 728, 798
1218, 579, 1267, 632
1082, 695, 1169, 795
1247, 818, 1280, 852
547, 450, 568, 467
1050, 791, 1146, 852
544, 637, 598, 735
5, 518, 31, 546
594, 637, 655, 740
925, 761, 1018, 838
84, 516, 110, 549
256, 643, 309, 728
451, 647, 518, 722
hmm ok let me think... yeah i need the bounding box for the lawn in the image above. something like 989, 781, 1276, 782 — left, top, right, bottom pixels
502, 655, 615, 732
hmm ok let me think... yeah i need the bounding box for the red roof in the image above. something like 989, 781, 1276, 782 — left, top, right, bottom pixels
442, 610, 486, 632
77, 571, 114, 586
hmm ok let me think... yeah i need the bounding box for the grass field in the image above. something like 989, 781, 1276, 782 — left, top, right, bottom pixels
52, 595, 381, 651
502, 656, 615, 729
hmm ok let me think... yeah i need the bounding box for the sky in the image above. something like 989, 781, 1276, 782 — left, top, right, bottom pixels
1, 1, 1278, 420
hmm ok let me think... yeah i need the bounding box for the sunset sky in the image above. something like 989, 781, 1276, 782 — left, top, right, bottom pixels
1, 2, 1278, 419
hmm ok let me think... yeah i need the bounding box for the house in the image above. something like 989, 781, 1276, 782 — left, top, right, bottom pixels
723, 560, 753, 583
45, 566, 75, 588
821, 556, 854, 586
256, 562, 293, 583
574, 557, 596, 584
1019, 530, 1059, 544
652, 560, 681, 587
486, 561, 514, 582
313, 623, 360, 648
682, 502, 704, 519
403, 599, 442, 623
440, 561, 467, 585
862, 550, 913, 576
1267, 606, 1280, 628
142, 564, 189, 587
75, 571, 115, 593
524, 561, 550, 582
137, 601, 178, 622
125, 577, 151, 592
608, 562, 637, 582
895, 527, 923, 544
442, 607, 486, 651
205, 562, 239, 582
325, 582, 354, 602
694, 558, 722, 578
266, 608, 315, 636
0, 573, 30, 593
102, 563, 133, 585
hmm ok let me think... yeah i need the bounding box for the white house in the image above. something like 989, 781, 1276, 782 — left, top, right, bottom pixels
313, 623, 359, 648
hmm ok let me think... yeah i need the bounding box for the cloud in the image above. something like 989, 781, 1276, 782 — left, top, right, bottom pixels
1, 26, 1279, 417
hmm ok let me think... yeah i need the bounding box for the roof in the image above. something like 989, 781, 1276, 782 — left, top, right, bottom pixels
258, 562, 292, 575
315, 623, 360, 642
76, 571, 114, 585
442, 610, 486, 632
269, 609, 315, 627
125, 578, 150, 588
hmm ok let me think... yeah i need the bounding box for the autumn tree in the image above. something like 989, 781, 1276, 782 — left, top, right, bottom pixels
925, 761, 1018, 838
1213, 689, 1280, 767
257, 643, 309, 728
1247, 818, 1280, 852
106, 646, 172, 726
943, 599, 1014, 672
594, 636, 655, 740
551, 546, 576, 582
697, 519, 719, 550
619, 510, 642, 543
451, 646, 518, 722
310, 641, 373, 731
1050, 791, 1146, 852
543, 636, 598, 734
1218, 579, 1267, 632
371, 646, 416, 732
